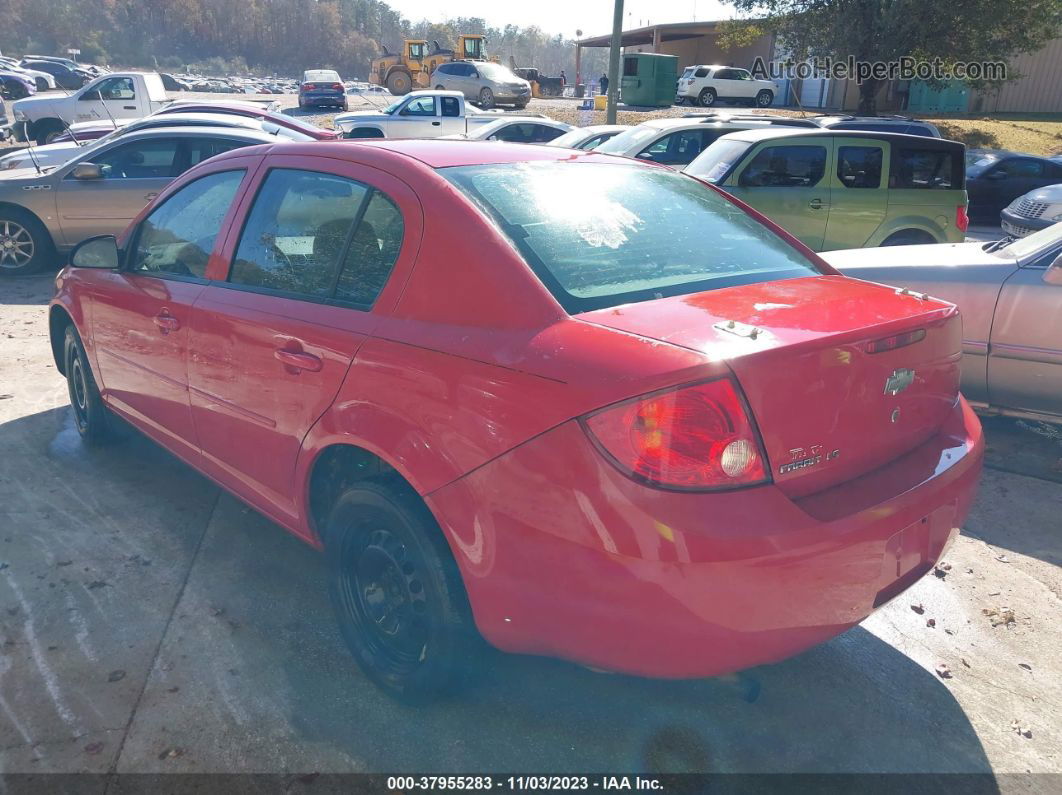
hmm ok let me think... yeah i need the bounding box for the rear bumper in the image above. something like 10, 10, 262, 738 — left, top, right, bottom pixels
300, 93, 345, 106
428, 397, 983, 678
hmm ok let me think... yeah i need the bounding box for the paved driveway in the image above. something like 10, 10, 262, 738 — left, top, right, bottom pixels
0, 275, 1059, 783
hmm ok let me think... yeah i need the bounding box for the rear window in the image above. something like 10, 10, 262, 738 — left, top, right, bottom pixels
442, 161, 823, 312
890, 146, 963, 189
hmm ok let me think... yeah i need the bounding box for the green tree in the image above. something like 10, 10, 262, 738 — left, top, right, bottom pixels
720, 0, 1062, 114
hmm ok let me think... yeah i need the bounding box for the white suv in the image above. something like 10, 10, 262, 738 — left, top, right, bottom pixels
676, 65, 779, 108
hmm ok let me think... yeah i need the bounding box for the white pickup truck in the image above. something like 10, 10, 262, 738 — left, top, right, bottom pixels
332, 90, 543, 139
11, 71, 170, 145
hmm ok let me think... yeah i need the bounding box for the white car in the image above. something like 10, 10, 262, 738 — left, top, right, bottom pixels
1001, 183, 1062, 238
676, 65, 780, 108
546, 124, 628, 150
0, 58, 57, 91
0, 112, 300, 172
447, 117, 573, 143
594, 113, 817, 167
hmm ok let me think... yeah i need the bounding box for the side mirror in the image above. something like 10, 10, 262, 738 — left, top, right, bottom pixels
71, 162, 102, 180
70, 235, 119, 269
1044, 253, 1062, 285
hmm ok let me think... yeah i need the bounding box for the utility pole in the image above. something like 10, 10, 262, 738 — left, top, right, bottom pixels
606, 0, 624, 123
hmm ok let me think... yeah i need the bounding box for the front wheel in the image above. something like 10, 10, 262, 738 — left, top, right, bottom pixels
756, 90, 774, 108
35, 77, 50, 92
386, 71, 411, 95
64, 326, 116, 445
324, 480, 481, 702
435, 85, 445, 91
881, 229, 937, 246
478, 87, 495, 109
698, 87, 716, 107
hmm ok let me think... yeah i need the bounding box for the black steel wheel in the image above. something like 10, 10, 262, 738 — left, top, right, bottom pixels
64, 326, 116, 445
324, 480, 481, 702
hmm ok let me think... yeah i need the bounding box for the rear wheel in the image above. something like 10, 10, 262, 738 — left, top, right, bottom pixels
478, 87, 495, 109
756, 90, 774, 107
324, 480, 480, 702
35, 77, 49, 92
64, 326, 116, 445
698, 87, 716, 107
881, 229, 937, 246
0, 209, 55, 276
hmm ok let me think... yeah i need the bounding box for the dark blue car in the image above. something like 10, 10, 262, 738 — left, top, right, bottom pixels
299, 69, 348, 111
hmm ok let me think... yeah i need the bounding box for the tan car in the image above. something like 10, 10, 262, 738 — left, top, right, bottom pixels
0, 126, 298, 275
429, 61, 531, 109
824, 223, 1062, 424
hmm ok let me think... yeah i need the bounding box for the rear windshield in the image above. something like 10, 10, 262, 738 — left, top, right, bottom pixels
442, 161, 823, 312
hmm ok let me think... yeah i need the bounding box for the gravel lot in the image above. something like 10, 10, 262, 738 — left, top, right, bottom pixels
0, 268, 1060, 784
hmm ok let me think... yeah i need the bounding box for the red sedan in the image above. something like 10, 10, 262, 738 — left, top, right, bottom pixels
50, 140, 983, 701
51, 101, 340, 143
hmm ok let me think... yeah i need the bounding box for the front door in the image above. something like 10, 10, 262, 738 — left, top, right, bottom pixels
397, 95, 440, 137
74, 76, 140, 123
187, 158, 411, 527
823, 138, 888, 250
988, 248, 1062, 418
726, 139, 834, 250
90, 167, 249, 460
54, 136, 181, 246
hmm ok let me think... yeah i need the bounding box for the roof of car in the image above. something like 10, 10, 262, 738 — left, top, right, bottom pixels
210, 139, 630, 170
110, 125, 284, 143
713, 126, 965, 148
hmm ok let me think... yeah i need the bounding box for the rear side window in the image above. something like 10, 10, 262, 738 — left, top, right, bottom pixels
738, 145, 827, 187
185, 137, 251, 168
132, 170, 244, 279
837, 146, 883, 189
443, 161, 823, 312
441, 96, 460, 117
694, 67, 709, 78
229, 169, 401, 305
891, 147, 961, 189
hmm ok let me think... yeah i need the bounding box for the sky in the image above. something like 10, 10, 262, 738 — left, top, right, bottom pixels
392, 1, 737, 39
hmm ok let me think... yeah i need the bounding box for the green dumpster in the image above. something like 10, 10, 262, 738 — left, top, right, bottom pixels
620, 53, 678, 107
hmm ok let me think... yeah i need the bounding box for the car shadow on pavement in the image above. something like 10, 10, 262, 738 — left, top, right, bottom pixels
0, 273, 58, 304
0, 406, 996, 780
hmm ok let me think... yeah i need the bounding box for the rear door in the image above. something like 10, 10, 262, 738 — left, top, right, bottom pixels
988, 246, 1062, 418
88, 163, 252, 462
823, 138, 888, 249
724, 138, 834, 250
186, 156, 419, 527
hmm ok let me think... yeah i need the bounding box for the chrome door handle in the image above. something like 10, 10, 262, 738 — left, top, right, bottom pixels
432, 121, 441, 126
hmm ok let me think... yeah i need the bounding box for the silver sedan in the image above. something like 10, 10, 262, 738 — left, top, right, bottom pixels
823, 224, 1062, 424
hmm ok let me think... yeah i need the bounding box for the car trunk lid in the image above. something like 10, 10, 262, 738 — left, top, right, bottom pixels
576, 275, 962, 497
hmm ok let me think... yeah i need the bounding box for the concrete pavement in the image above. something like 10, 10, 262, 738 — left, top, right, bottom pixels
0, 274, 1060, 784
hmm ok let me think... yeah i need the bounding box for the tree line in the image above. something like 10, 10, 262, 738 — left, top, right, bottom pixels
0, 0, 609, 82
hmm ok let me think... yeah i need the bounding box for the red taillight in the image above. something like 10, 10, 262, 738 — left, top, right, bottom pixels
865, 328, 926, 354
302, 82, 316, 91
582, 378, 769, 491
332, 82, 343, 91
956, 204, 969, 233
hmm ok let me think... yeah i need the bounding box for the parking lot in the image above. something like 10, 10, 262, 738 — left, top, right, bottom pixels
1, 272, 1060, 782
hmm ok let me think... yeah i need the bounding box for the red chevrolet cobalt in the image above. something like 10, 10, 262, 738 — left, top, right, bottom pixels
50, 140, 983, 700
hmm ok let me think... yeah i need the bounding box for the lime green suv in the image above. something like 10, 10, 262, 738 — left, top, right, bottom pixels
683, 128, 969, 251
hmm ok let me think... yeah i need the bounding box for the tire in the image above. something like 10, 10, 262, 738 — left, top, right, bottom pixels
515, 100, 529, 109
435, 85, 445, 91
881, 229, 937, 246
386, 71, 411, 96
323, 479, 481, 702
64, 326, 116, 445
698, 88, 716, 107
35, 77, 49, 92
346, 127, 385, 139
33, 119, 65, 146
5, 80, 29, 100
0, 208, 56, 276
756, 90, 774, 108
478, 87, 495, 109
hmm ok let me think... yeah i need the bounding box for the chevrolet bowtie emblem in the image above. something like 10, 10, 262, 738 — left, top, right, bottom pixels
884, 368, 916, 396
